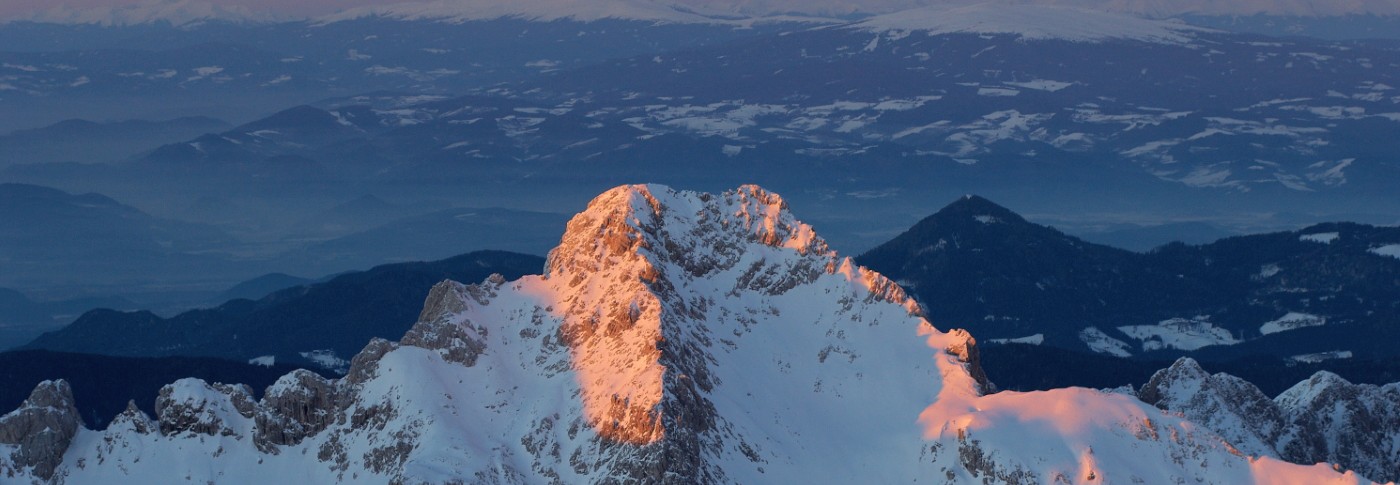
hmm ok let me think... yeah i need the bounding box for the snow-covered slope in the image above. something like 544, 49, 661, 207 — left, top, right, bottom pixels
1137, 358, 1289, 458
848, 3, 1206, 44
1138, 358, 1400, 483
0, 185, 1377, 484
317, 0, 741, 25
4, 0, 286, 27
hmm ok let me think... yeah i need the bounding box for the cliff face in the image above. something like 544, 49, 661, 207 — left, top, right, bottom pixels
0, 380, 81, 481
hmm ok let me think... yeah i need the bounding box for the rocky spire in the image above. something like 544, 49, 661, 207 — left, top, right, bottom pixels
0, 380, 82, 481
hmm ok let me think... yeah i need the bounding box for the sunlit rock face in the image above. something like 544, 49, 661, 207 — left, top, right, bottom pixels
0, 184, 1378, 484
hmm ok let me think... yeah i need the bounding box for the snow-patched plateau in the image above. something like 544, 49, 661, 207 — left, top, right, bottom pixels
850, 3, 1206, 44
0, 185, 1379, 483
317, 0, 743, 24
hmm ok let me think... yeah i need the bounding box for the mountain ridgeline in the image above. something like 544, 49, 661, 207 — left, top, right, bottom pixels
0, 350, 318, 430
6, 5, 1400, 266
857, 195, 1400, 361
1135, 358, 1400, 483
21, 251, 545, 371
0, 184, 1375, 484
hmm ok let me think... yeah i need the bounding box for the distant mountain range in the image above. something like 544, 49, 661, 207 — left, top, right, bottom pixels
10, 8, 1393, 251
0, 183, 240, 289
857, 195, 1400, 362
3, 0, 290, 27
0, 3, 1395, 267
0, 116, 229, 166
13, 189, 1398, 368
8, 0, 1400, 26
0, 13, 802, 132
22, 250, 545, 371
0, 181, 568, 307
0, 289, 135, 351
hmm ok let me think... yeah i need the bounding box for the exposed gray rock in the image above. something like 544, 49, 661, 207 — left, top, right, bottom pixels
108, 400, 157, 435
255, 370, 340, 451
0, 380, 82, 481
1139, 358, 1400, 483
156, 379, 257, 438
1274, 372, 1400, 483
402, 279, 495, 367
343, 337, 398, 388
1138, 358, 1285, 458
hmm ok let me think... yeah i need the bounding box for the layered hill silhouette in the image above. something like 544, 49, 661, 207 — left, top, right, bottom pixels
858, 195, 1400, 361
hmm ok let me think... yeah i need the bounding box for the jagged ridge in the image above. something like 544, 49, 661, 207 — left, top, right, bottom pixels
0, 185, 1377, 484
1139, 357, 1400, 483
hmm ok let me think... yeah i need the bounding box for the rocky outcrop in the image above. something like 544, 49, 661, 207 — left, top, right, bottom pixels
0, 380, 82, 481
156, 379, 258, 438
1275, 372, 1400, 483
401, 279, 496, 367
1138, 358, 1400, 483
255, 370, 340, 451
109, 400, 157, 435
1138, 358, 1286, 458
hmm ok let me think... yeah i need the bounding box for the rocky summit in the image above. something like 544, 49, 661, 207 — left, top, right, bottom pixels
1138, 357, 1400, 483
0, 185, 1379, 484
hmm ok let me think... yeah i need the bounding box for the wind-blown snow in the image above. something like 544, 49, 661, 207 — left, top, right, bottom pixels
849, 3, 1205, 44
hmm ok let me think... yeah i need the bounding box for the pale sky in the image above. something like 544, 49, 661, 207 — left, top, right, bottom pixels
0, 0, 379, 18
0, 0, 935, 19
1, 0, 1394, 20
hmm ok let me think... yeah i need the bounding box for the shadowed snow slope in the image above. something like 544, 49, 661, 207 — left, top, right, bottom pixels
0, 185, 1377, 484
1138, 358, 1400, 483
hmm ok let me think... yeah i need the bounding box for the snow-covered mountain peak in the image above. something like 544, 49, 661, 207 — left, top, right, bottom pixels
4, 0, 287, 27
1136, 359, 1400, 482
848, 2, 1208, 44
547, 184, 829, 279
1275, 370, 1359, 410
317, 0, 740, 25
397, 183, 991, 480
1136, 357, 1288, 458
530, 183, 973, 448
0, 184, 1382, 483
